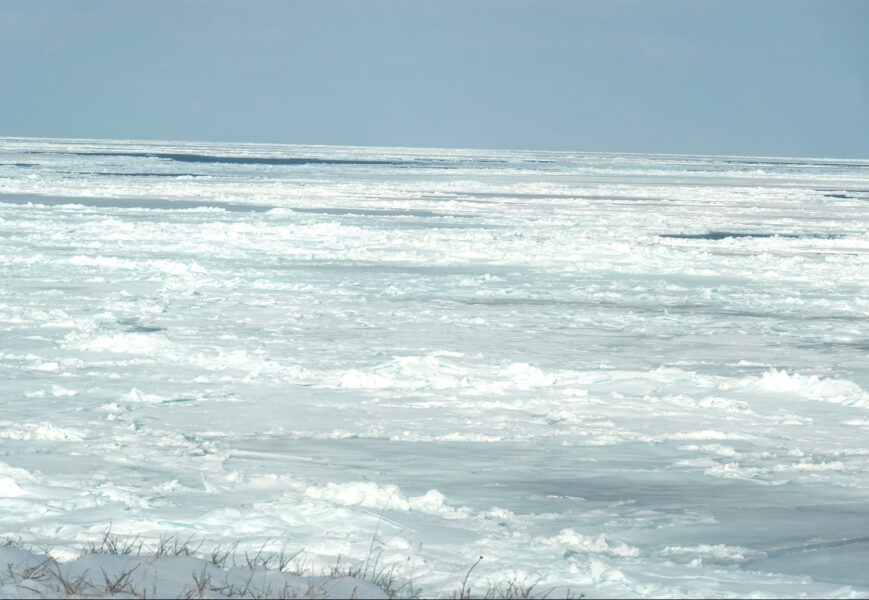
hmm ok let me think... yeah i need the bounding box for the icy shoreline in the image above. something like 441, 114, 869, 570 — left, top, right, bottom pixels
0, 537, 392, 599
2, 137, 869, 597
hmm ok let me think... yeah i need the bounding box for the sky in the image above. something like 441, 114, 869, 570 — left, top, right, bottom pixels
0, 0, 866, 158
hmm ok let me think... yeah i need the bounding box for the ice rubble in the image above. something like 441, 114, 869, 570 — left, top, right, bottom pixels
1, 138, 869, 597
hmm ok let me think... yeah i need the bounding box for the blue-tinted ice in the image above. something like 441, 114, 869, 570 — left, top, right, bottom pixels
1, 137, 869, 597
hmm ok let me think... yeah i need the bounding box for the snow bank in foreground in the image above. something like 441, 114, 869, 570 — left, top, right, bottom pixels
0, 544, 387, 599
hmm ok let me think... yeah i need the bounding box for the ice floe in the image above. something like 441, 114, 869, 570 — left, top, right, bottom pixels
1, 137, 868, 597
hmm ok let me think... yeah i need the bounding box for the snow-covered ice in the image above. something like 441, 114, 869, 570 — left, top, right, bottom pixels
1, 137, 869, 597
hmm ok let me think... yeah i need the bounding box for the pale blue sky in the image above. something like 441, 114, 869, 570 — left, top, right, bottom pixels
1, 0, 866, 157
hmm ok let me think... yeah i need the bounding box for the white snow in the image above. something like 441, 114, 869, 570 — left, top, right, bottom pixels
0, 544, 388, 599
1, 137, 869, 597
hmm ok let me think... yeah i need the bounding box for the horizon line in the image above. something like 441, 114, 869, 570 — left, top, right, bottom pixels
1, 134, 867, 164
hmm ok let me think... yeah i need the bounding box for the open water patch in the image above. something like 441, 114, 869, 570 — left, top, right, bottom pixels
0, 193, 273, 212
660, 231, 803, 240
274, 260, 487, 276
77, 171, 211, 178
22, 150, 541, 170
462, 191, 657, 201
289, 206, 472, 218
40, 151, 415, 167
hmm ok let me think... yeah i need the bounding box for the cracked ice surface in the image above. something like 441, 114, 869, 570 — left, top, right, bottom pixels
2, 137, 869, 597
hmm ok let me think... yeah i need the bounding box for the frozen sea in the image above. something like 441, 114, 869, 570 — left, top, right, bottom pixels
1, 137, 869, 597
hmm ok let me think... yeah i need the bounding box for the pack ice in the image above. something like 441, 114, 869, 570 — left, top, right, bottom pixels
1, 137, 869, 597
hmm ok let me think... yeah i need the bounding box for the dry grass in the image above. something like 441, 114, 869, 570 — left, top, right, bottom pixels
2, 531, 407, 599
449, 555, 585, 599
2, 532, 583, 599
327, 551, 419, 599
